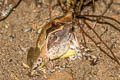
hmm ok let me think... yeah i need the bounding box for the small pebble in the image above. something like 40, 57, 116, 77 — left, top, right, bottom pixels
37, 28, 42, 34
55, 66, 64, 70
9, 34, 15, 39
2, 22, 8, 28
21, 47, 27, 52
8, 59, 13, 62
69, 55, 77, 61
22, 27, 32, 32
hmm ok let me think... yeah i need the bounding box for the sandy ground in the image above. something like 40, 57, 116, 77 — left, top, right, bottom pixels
0, 0, 120, 80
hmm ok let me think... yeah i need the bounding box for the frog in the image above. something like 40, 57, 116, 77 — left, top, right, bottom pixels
27, 12, 82, 73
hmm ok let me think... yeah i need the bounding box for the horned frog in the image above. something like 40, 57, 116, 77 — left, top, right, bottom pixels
27, 12, 82, 73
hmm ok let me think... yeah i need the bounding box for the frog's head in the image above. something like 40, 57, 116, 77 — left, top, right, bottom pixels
27, 47, 45, 70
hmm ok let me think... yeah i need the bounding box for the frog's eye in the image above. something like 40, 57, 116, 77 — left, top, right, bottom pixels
37, 58, 43, 64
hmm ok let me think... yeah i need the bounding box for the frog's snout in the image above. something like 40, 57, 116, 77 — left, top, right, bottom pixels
32, 57, 44, 70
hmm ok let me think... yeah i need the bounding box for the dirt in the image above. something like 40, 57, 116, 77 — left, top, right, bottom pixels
47, 70, 73, 80
0, 0, 120, 80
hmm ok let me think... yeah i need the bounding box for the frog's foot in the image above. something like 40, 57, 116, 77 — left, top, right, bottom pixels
68, 46, 83, 60
80, 47, 98, 65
